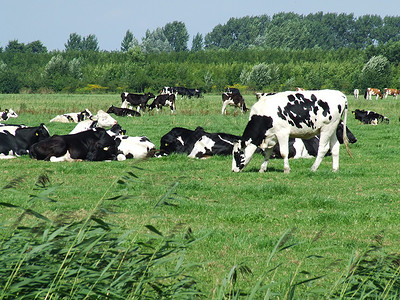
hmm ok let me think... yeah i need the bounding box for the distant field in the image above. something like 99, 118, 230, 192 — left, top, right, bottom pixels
1, 92, 400, 297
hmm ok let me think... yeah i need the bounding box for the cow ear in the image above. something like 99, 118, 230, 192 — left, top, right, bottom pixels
4, 109, 8, 113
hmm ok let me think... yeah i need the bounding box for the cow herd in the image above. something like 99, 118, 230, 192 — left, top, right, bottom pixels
0, 88, 392, 172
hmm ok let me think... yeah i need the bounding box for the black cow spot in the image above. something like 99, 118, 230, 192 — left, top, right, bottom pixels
242, 115, 274, 146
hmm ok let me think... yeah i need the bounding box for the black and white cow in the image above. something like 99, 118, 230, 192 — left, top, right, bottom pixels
0, 123, 50, 159
69, 110, 117, 134
157, 126, 240, 158
352, 109, 389, 125
50, 109, 92, 123
226, 87, 241, 95
121, 92, 155, 112
115, 135, 156, 160
1, 109, 18, 122
106, 105, 141, 117
222, 92, 248, 114
148, 94, 176, 112
232, 90, 351, 173
29, 128, 118, 162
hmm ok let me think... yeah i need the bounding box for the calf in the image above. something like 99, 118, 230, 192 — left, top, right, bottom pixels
115, 136, 156, 160
0, 123, 50, 158
106, 105, 141, 117
352, 109, 389, 125
1, 108, 18, 121
354, 89, 359, 99
364, 88, 383, 100
232, 90, 351, 173
50, 109, 92, 123
121, 92, 155, 112
29, 128, 118, 162
148, 94, 176, 112
69, 110, 117, 134
222, 92, 248, 114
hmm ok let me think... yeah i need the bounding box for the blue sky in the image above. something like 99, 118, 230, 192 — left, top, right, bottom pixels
1, 0, 398, 51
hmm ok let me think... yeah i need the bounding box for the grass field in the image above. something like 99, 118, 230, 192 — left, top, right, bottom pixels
1, 92, 400, 298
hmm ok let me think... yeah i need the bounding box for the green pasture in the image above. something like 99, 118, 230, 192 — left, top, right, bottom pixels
1, 93, 400, 298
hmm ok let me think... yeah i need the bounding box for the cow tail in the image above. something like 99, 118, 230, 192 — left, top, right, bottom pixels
342, 100, 353, 158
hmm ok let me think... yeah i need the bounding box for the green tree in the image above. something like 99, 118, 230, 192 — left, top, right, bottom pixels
247, 63, 280, 90
82, 34, 99, 51
360, 55, 390, 89
191, 33, 203, 51
141, 28, 172, 53
121, 30, 138, 52
25, 40, 47, 53
65, 33, 82, 51
163, 21, 189, 52
5, 40, 25, 53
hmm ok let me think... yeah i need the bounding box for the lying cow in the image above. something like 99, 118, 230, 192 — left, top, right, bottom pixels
50, 109, 92, 123
29, 128, 118, 162
106, 105, 141, 117
69, 110, 117, 134
157, 126, 241, 158
232, 90, 351, 173
221, 92, 248, 114
121, 92, 155, 112
352, 109, 389, 125
0, 123, 50, 159
115, 136, 156, 160
1, 108, 18, 122
148, 94, 176, 113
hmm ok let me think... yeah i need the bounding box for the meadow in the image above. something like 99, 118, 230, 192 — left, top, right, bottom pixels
1, 92, 400, 298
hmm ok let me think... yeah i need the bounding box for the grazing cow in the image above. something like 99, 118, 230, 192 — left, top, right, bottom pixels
364, 88, 383, 100
0, 123, 50, 158
115, 135, 156, 160
29, 128, 118, 162
148, 94, 176, 112
384, 88, 399, 99
222, 92, 248, 114
1, 109, 18, 121
271, 121, 357, 159
106, 105, 141, 117
121, 92, 155, 112
354, 89, 359, 99
352, 109, 389, 125
69, 110, 117, 134
232, 90, 351, 173
50, 109, 92, 123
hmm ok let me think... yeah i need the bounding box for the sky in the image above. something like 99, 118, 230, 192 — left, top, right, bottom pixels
1, 0, 399, 51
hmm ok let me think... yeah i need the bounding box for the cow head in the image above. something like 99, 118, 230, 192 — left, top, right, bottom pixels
94, 110, 117, 128
1, 108, 18, 121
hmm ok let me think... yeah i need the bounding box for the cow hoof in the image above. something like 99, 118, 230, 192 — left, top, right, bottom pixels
284, 169, 290, 174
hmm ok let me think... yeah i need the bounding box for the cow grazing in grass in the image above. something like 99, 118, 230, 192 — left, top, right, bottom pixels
384, 88, 399, 99
0, 109, 18, 122
148, 94, 176, 113
364, 88, 383, 100
50, 109, 92, 123
221, 92, 248, 114
121, 92, 155, 112
352, 109, 389, 125
29, 128, 118, 162
0, 123, 50, 159
232, 90, 351, 173
106, 105, 141, 117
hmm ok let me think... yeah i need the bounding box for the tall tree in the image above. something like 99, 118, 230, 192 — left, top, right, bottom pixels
5, 40, 25, 53
191, 33, 203, 51
25, 40, 47, 53
141, 28, 172, 53
121, 30, 138, 52
82, 34, 99, 51
163, 21, 189, 52
65, 33, 82, 51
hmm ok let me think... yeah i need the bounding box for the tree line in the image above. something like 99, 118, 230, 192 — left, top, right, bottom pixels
0, 12, 400, 94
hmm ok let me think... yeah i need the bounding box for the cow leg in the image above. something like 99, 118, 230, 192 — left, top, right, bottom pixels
221, 100, 229, 114
329, 134, 340, 172
311, 132, 332, 171
259, 147, 274, 173
276, 135, 291, 173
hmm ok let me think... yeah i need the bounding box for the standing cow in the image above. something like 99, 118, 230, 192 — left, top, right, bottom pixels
232, 90, 351, 173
